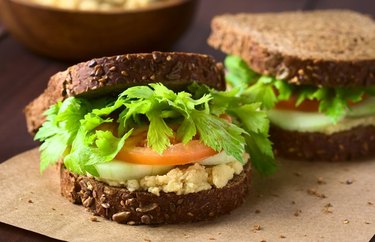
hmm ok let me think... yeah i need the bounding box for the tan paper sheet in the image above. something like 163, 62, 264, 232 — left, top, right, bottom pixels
0, 148, 374, 242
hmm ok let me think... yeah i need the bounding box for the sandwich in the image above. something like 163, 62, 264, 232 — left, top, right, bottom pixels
208, 10, 375, 161
25, 52, 275, 225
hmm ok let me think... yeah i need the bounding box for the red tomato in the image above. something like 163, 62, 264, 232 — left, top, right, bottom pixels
116, 138, 217, 165
275, 95, 367, 112
275, 96, 320, 112
99, 116, 232, 165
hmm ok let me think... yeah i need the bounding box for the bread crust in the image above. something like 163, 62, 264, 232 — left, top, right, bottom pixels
25, 52, 225, 134
60, 164, 251, 225
208, 10, 375, 88
270, 125, 375, 161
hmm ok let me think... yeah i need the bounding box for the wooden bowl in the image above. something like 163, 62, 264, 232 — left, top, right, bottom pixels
0, 0, 198, 60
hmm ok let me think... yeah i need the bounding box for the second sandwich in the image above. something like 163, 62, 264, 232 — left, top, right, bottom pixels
209, 10, 375, 161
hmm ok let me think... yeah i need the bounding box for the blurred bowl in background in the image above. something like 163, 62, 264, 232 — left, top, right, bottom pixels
0, 0, 198, 60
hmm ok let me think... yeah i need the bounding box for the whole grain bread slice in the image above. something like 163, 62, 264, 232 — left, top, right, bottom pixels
25, 52, 225, 134
60, 164, 251, 225
208, 10, 375, 87
270, 125, 375, 161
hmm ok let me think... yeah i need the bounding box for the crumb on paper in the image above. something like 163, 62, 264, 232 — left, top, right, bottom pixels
307, 188, 327, 198
90, 216, 99, 222
28, 199, 33, 203
280, 235, 286, 239
294, 209, 302, 217
253, 224, 262, 232
208, 238, 216, 241
291, 201, 296, 205
368, 201, 373, 206
343, 219, 349, 224
322, 203, 333, 214
317, 177, 326, 185
52, 208, 56, 211
144, 239, 151, 242
365, 221, 371, 224
255, 209, 261, 214
260, 240, 267, 242
293, 172, 301, 177
340, 179, 354, 185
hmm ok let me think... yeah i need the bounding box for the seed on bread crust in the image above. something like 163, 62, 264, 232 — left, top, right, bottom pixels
60, 164, 251, 225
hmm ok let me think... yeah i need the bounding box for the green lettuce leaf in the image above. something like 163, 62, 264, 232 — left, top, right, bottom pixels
35, 97, 92, 173
191, 110, 246, 163
206, 87, 276, 175
224, 55, 258, 88
147, 110, 174, 154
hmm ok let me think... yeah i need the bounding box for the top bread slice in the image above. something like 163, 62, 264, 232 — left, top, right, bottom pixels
25, 52, 225, 134
208, 10, 375, 88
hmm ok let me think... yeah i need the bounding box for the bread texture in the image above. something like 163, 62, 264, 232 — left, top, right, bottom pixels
208, 10, 375, 87
60, 164, 251, 225
25, 52, 225, 134
270, 125, 375, 161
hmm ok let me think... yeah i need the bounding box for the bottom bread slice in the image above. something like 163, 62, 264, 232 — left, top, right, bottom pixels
270, 125, 375, 161
60, 164, 251, 225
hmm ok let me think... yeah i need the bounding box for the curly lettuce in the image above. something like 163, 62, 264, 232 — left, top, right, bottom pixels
35, 83, 276, 175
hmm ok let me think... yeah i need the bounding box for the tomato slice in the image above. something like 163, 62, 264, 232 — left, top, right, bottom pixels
275, 96, 320, 112
116, 139, 217, 165
99, 118, 230, 165
275, 95, 367, 112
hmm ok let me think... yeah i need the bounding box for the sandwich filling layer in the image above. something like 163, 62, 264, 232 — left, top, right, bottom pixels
35, 83, 275, 192
94, 153, 248, 195
268, 99, 375, 134
225, 55, 375, 134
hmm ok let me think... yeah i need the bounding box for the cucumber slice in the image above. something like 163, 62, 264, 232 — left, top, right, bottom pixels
198, 152, 238, 166
268, 109, 336, 132
93, 160, 174, 181
91, 152, 246, 182
347, 97, 375, 118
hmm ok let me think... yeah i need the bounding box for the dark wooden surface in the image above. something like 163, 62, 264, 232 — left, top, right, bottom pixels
0, 0, 373, 241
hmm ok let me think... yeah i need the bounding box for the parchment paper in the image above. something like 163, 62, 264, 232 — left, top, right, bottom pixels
0, 148, 374, 242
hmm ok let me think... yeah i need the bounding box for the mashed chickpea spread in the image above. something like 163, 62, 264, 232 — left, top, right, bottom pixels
29, 0, 168, 11
99, 161, 246, 196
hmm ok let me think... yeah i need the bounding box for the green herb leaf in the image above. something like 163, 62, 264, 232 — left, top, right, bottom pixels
245, 133, 276, 176
231, 103, 269, 134
36, 82, 276, 176
147, 111, 174, 154
177, 118, 197, 144
191, 110, 246, 163
274, 79, 293, 101
244, 79, 278, 109
224, 55, 258, 88
205, 89, 276, 174
34, 97, 91, 172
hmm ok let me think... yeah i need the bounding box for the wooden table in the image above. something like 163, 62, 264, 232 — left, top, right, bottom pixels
0, 0, 373, 241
